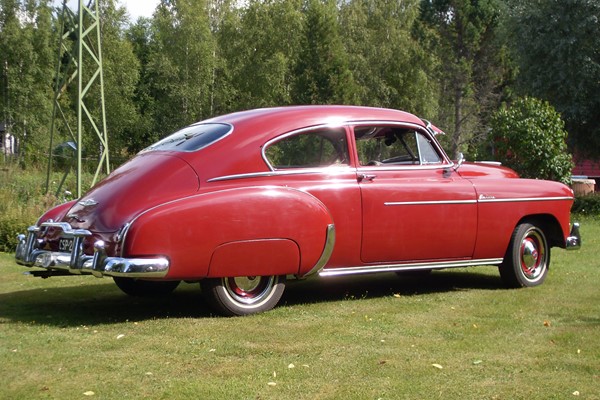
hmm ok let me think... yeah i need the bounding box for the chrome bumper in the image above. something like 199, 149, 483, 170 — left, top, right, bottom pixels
15, 222, 169, 278
566, 222, 581, 250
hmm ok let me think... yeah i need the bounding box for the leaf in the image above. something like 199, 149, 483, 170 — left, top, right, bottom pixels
543, 320, 551, 327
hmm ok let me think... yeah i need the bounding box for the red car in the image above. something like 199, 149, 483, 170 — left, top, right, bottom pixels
16, 106, 581, 316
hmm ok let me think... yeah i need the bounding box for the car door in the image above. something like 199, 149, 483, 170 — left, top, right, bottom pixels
353, 124, 478, 264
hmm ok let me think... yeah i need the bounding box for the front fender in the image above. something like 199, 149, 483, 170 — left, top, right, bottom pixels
123, 186, 334, 279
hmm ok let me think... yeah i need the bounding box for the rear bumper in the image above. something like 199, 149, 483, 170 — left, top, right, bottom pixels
566, 222, 581, 250
15, 222, 169, 278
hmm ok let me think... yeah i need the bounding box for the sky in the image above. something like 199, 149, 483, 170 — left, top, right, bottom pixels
56, 0, 160, 21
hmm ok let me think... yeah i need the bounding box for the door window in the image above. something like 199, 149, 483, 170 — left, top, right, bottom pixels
354, 126, 442, 166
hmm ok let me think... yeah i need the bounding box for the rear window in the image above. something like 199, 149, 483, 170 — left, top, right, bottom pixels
142, 123, 232, 153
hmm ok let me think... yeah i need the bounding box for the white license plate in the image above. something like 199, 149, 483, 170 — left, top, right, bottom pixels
58, 238, 74, 253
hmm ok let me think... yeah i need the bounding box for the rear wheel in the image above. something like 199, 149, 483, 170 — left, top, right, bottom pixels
201, 275, 286, 316
500, 223, 550, 288
113, 277, 180, 297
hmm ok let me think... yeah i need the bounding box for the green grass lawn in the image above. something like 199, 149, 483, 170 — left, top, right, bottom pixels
1, 217, 598, 399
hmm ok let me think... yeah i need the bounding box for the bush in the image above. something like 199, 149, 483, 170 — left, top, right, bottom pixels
0, 218, 30, 253
572, 193, 600, 216
490, 97, 573, 184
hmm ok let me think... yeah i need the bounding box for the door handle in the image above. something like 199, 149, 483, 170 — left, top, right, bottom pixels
358, 173, 377, 182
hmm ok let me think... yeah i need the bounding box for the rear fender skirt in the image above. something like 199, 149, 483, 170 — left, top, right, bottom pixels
208, 239, 300, 277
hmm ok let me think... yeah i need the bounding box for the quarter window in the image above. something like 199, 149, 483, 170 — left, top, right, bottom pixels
265, 128, 349, 169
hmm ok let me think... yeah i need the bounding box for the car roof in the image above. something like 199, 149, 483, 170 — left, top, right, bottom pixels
205, 105, 426, 137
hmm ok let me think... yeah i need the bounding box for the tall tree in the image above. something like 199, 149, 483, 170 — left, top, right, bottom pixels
509, 0, 600, 157
0, 0, 54, 162
420, 0, 512, 157
217, 0, 303, 110
125, 17, 157, 152
340, 0, 438, 116
292, 0, 358, 104
98, 0, 140, 162
147, 0, 216, 136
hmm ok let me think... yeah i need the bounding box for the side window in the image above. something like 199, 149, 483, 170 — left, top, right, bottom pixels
354, 126, 441, 166
264, 127, 349, 169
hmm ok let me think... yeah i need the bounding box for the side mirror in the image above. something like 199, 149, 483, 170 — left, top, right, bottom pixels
453, 152, 465, 171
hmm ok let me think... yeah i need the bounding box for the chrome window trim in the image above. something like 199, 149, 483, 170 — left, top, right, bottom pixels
319, 258, 504, 277
261, 124, 348, 171
260, 120, 453, 172
350, 120, 452, 166
207, 167, 354, 183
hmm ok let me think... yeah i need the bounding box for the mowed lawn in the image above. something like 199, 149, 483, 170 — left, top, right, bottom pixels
1, 217, 598, 399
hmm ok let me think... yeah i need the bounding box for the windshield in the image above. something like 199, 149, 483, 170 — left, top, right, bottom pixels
141, 123, 232, 153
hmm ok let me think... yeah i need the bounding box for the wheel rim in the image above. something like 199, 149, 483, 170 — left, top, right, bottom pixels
520, 229, 547, 281
224, 276, 276, 305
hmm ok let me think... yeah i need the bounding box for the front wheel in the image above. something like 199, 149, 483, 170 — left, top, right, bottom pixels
201, 275, 286, 316
499, 223, 550, 288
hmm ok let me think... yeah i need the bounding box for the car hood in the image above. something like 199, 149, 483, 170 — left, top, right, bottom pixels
458, 162, 520, 179
63, 152, 200, 232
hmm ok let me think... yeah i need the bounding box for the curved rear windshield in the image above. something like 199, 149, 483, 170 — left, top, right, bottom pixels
142, 123, 232, 153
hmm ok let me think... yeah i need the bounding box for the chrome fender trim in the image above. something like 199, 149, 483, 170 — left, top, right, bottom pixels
298, 224, 336, 278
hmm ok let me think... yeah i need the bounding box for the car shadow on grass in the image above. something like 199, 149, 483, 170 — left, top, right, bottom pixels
0, 268, 504, 325
282, 268, 505, 306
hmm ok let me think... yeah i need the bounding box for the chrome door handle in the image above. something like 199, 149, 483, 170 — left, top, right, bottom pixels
358, 174, 377, 182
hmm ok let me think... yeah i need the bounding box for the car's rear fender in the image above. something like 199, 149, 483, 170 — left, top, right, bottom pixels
36, 200, 77, 226
122, 186, 335, 279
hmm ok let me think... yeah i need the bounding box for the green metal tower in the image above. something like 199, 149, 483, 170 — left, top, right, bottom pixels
46, 0, 110, 198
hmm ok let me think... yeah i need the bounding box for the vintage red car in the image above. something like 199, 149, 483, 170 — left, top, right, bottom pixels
16, 106, 581, 315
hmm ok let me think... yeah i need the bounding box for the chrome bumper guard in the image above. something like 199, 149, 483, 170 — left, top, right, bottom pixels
566, 222, 581, 250
15, 222, 169, 278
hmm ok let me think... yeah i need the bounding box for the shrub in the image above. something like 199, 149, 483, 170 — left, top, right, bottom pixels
572, 193, 600, 216
490, 97, 573, 184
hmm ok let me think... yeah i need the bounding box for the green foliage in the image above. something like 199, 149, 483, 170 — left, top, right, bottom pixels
292, 0, 359, 104
147, 0, 216, 136
419, 0, 513, 157
340, 0, 437, 115
509, 0, 600, 157
572, 193, 600, 216
0, 0, 55, 163
490, 97, 573, 184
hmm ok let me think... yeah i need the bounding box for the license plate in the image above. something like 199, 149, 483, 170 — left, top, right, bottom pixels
58, 238, 74, 253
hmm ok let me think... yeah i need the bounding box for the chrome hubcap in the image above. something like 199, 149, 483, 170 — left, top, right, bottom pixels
224, 276, 275, 305
520, 230, 546, 280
